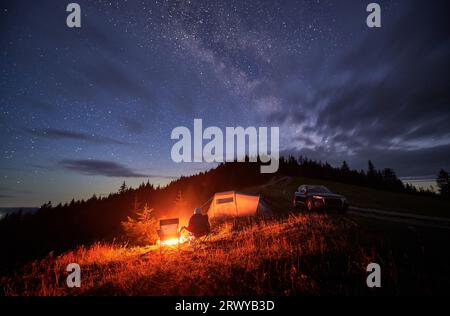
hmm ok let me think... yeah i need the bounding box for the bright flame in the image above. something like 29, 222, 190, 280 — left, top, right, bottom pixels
159, 232, 191, 246
160, 238, 180, 246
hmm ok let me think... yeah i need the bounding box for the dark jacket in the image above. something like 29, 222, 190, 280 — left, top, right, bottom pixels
187, 214, 210, 237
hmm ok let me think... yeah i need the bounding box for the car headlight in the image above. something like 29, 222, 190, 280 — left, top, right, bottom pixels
313, 195, 323, 200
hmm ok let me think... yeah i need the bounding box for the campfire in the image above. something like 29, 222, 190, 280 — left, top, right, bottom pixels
159, 233, 190, 246
157, 218, 190, 248
159, 238, 180, 246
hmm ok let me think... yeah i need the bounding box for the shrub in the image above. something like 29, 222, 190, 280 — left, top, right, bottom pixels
121, 204, 158, 245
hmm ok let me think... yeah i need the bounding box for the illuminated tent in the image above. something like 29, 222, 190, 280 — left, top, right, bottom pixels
206, 191, 272, 219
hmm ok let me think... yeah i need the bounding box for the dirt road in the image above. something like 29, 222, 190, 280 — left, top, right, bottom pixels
348, 206, 450, 230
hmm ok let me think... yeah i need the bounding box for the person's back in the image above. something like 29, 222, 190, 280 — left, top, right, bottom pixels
187, 212, 210, 237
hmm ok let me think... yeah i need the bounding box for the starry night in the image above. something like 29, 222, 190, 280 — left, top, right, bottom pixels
1, 0, 450, 301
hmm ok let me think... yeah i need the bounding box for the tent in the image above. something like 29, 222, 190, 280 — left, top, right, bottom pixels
206, 191, 272, 219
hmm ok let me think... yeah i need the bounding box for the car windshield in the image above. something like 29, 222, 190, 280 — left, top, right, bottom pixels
308, 186, 331, 194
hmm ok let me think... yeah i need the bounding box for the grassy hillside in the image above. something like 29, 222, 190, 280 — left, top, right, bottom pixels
2, 169, 450, 295
2, 159, 447, 274
3, 213, 450, 295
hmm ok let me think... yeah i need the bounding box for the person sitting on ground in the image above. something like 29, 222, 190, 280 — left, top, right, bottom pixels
181, 208, 210, 238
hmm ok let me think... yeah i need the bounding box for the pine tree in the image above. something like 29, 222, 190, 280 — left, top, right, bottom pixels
121, 204, 158, 245
382, 168, 397, 184
367, 160, 376, 178
341, 161, 350, 173
119, 181, 127, 194
437, 169, 450, 198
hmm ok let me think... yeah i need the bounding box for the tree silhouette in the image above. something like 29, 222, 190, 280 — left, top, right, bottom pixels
341, 161, 350, 173
367, 160, 376, 178
119, 181, 128, 194
382, 168, 396, 184
437, 169, 449, 198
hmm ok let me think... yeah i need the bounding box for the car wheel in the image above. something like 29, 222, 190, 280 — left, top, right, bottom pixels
306, 199, 314, 212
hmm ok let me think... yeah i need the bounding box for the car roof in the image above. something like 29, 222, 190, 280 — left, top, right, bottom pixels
300, 185, 329, 190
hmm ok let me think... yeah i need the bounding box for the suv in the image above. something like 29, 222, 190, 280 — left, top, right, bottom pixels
293, 185, 349, 213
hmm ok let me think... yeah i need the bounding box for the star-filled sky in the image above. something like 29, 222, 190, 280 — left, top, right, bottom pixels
1, 0, 449, 207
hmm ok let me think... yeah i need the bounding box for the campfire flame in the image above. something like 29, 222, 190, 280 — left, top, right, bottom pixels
159, 232, 190, 246
160, 238, 180, 246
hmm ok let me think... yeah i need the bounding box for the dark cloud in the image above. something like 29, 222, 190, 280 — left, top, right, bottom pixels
294, 134, 316, 147
76, 57, 156, 103
0, 187, 31, 195
354, 144, 450, 177
59, 159, 149, 178
25, 128, 128, 145
271, 0, 450, 176
284, 144, 450, 178
59, 159, 177, 179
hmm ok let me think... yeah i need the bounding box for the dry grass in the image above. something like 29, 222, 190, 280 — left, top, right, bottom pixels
0, 213, 427, 296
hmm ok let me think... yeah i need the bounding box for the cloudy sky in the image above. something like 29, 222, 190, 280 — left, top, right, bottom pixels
1, 0, 449, 207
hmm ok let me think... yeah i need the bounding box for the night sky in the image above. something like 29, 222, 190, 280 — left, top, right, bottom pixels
1, 0, 449, 207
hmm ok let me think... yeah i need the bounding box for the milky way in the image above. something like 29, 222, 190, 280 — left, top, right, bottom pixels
1, 0, 449, 206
